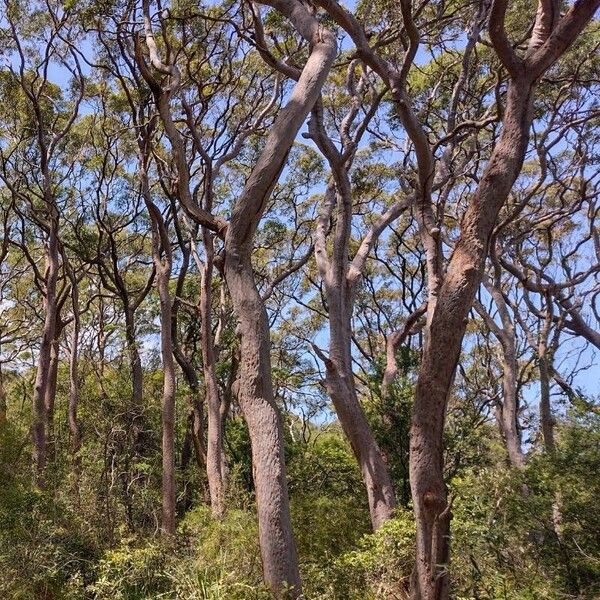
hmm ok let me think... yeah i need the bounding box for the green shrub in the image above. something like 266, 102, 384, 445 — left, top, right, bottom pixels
303, 511, 415, 600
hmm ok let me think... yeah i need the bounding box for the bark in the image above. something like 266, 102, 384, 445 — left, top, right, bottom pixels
221, 4, 336, 595
410, 78, 535, 600
44, 335, 60, 460
200, 231, 227, 518
500, 258, 600, 350
124, 307, 144, 444
538, 306, 556, 454
188, 221, 229, 517
188, 401, 207, 470
302, 4, 600, 592
169, 239, 208, 475
0, 364, 6, 424
319, 205, 397, 528
409, 5, 600, 588
474, 280, 525, 469
157, 260, 176, 535
32, 224, 59, 486
137, 2, 230, 518
308, 86, 399, 529
139, 0, 335, 590
144, 172, 177, 534
68, 284, 82, 497
323, 332, 397, 528
498, 339, 525, 468
225, 258, 301, 595
381, 303, 427, 398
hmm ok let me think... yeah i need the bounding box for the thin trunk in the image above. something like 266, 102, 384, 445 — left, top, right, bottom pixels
311, 105, 397, 529
476, 294, 526, 470
539, 335, 555, 453
44, 336, 60, 461
200, 230, 227, 518
169, 241, 207, 477
143, 166, 177, 534
189, 398, 207, 471
124, 307, 144, 445
33, 225, 60, 486
381, 304, 427, 398
499, 344, 526, 468
68, 291, 82, 498
537, 311, 565, 560
0, 364, 6, 424
325, 290, 396, 529
158, 264, 176, 535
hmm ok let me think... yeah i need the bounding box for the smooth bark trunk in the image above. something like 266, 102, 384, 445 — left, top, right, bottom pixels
68, 294, 82, 497
158, 266, 176, 535
498, 344, 526, 468
220, 6, 336, 595
0, 366, 6, 424
410, 80, 534, 600
538, 343, 555, 453
475, 294, 525, 468
124, 308, 144, 445
44, 336, 60, 460
325, 289, 396, 528
224, 253, 301, 596
200, 231, 227, 518
33, 226, 59, 486
144, 177, 177, 534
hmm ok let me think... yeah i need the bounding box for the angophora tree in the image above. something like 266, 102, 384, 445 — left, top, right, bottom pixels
133, 0, 337, 594
309, 0, 599, 597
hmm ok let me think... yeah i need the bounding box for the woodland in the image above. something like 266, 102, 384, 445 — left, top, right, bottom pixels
0, 0, 599, 598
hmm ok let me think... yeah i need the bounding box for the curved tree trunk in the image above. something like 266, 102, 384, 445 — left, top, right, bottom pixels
325, 289, 396, 529
410, 80, 535, 600
137, 0, 336, 590
310, 102, 397, 529
221, 4, 336, 595
224, 252, 301, 596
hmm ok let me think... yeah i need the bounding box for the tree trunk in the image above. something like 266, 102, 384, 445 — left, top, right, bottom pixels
224, 252, 301, 598
68, 294, 82, 498
410, 79, 535, 600
311, 109, 397, 529
538, 337, 555, 454
211, 5, 336, 593
325, 288, 396, 529
475, 285, 525, 469
124, 307, 144, 445
0, 365, 6, 424
189, 397, 207, 471
200, 230, 227, 518
32, 226, 60, 486
44, 336, 60, 461
143, 179, 177, 535
157, 263, 176, 535
498, 343, 526, 468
